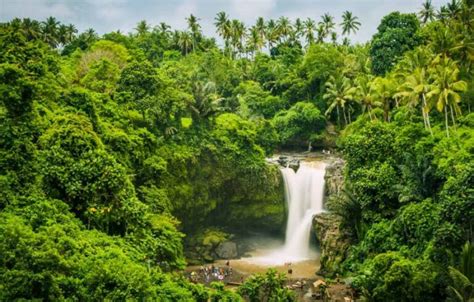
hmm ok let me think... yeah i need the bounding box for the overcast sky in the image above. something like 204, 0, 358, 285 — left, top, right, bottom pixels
1, 0, 448, 43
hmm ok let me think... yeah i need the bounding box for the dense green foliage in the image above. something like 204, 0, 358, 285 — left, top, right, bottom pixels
0, 0, 473, 300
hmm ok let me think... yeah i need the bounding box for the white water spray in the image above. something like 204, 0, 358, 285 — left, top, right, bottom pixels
244, 161, 326, 265
280, 163, 326, 260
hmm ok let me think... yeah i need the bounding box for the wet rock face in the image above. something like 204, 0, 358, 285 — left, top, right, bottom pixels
214, 241, 238, 259
276, 156, 300, 172
313, 213, 350, 276
324, 157, 345, 198
312, 157, 349, 276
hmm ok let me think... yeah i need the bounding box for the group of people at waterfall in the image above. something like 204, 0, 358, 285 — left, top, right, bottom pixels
189, 262, 234, 283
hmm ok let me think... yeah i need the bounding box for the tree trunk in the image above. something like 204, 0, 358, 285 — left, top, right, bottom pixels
342, 107, 348, 125
445, 105, 450, 138
422, 94, 433, 136
450, 105, 457, 131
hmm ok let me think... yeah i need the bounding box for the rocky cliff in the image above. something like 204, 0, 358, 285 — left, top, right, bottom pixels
313, 157, 350, 276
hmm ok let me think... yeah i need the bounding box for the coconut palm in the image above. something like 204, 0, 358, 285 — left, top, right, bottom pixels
427, 55, 467, 137
66, 24, 78, 42
394, 47, 435, 134
316, 24, 325, 43
178, 31, 192, 55
158, 22, 171, 36
446, 0, 462, 18
266, 19, 278, 49
214, 11, 229, 38
419, 0, 436, 24
276, 16, 292, 42
371, 76, 398, 122
135, 20, 150, 35
319, 13, 335, 40
190, 81, 224, 122
340, 11, 361, 35
303, 18, 316, 46
255, 17, 266, 42
355, 75, 381, 121
186, 14, 201, 51
294, 18, 303, 40
230, 19, 246, 57
331, 32, 338, 45
247, 26, 264, 55
323, 75, 357, 126
41, 16, 60, 47
395, 67, 434, 135
21, 18, 41, 40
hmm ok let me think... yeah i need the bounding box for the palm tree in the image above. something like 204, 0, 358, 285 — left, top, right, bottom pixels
316, 24, 325, 43
294, 18, 303, 40
158, 22, 171, 36
303, 18, 316, 46
178, 31, 192, 55
395, 67, 434, 135
66, 24, 77, 42
214, 11, 229, 38
342, 37, 351, 46
355, 75, 381, 121
323, 75, 357, 126
266, 19, 278, 50
190, 81, 224, 122
371, 76, 397, 122
135, 20, 150, 35
446, 0, 462, 18
21, 18, 41, 40
215, 12, 232, 56
331, 32, 338, 45
230, 19, 246, 57
419, 0, 436, 24
447, 242, 474, 302
186, 14, 201, 51
247, 26, 264, 55
41, 16, 60, 47
341, 11, 361, 35
319, 13, 335, 40
255, 17, 266, 44
427, 55, 467, 137
276, 16, 292, 42
58, 24, 68, 46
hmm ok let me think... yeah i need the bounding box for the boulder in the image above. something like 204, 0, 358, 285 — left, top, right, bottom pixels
214, 241, 238, 259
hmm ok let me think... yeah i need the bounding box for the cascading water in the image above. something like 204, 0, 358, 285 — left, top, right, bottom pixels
280, 163, 326, 260
244, 161, 326, 265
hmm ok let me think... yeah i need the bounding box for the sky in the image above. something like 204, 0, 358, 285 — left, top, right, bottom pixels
0, 0, 448, 43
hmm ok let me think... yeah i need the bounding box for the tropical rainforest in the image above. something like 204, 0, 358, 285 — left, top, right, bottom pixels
0, 0, 473, 301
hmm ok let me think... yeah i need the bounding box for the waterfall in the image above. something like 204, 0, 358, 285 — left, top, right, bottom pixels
280, 163, 326, 260
241, 161, 326, 265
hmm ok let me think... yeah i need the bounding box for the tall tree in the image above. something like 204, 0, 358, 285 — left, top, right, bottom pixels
355, 75, 381, 121
41, 16, 59, 47
370, 12, 421, 75
294, 18, 303, 40
323, 75, 357, 126
135, 20, 150, 36
186, 14, 201, 51
276, 16, 292, 42
178, 31, 192, 55
419, 0, 436, 24
341, 11, 361, 35
427, 55, 467, 137
255, 17, 266, 44
319, 13, 335, 40
303, 18, 316, 46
